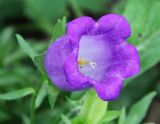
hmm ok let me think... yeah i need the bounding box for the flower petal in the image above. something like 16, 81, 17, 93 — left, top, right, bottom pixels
93, 75, 123, 101
108, 42, 140, 78
64, 47, 92, 89
45, 35, 76, 91
97, 14, 131, 39
67, 16, 95, 45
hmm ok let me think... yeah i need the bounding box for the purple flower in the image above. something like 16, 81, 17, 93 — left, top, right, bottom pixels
45, 14, 140, 101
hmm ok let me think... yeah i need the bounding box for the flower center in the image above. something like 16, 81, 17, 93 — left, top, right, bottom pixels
78, 58, 97, 68
78, 35, 111, 81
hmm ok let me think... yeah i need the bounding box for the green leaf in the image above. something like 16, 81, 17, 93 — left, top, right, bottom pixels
34, 53, 45, 73
16, 34, 45, 73
125, 92, 156, 124
72, 89, 108, 124
99, 110, 120, 123
138, 31, 160, 74
122, 0, 160, 85
35, 81, 48, 109
16, 34, 36, 60
0, 88, 35, 100
61, 115, 71, 124
48, 84, 60, 109
124, 0, 160, 50
51, 16, 66, 41
118, 108, 126, 124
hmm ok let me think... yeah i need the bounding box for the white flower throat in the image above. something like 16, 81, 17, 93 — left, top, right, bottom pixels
78, 35, 110, 81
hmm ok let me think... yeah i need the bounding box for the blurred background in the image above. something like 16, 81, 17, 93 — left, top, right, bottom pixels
0, 0, 160, 124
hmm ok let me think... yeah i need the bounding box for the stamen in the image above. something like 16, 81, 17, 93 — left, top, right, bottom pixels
90, 62, 97, 68
78, 59, 89, 68
78, 58, 97, 68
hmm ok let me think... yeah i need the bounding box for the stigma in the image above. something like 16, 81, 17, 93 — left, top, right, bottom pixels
78, 58, 97, 68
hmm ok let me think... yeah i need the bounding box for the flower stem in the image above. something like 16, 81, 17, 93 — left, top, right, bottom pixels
30, 93, 36, 124
69, 0, 83, 17
72, 89, 108, 124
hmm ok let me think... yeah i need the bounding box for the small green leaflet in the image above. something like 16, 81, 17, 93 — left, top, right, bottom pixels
48, 83, 60, 109
51, 16, 66, 42
35, 80, 48, 109
16, 34, 45, 73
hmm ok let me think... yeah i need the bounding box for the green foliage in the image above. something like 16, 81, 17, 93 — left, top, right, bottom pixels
0, 0, 160, 124
25, 0, 67, 34
126, 0, 160, 64
35, 81, 48, 109
0, 28, 14, 65
51, 16, 67, 41
16, 34, 45, 73
61, 114, 71, 124
25, 0, 67, 21
100, 110, 120, 123
48, 83, 60, 109
16, 34, 36, 60
125, 92, 156, 124
72, 90, 108, 124
118, 108, 126, 124
0, 88, 35, 100
123, 0, 160, 86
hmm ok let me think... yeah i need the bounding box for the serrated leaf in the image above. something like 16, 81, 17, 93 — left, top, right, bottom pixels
0, 88, 35, 100
35, 81, 48, 109
73, 89, 108, 124
125, 92, 156, 124
118, 108, 126, 124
